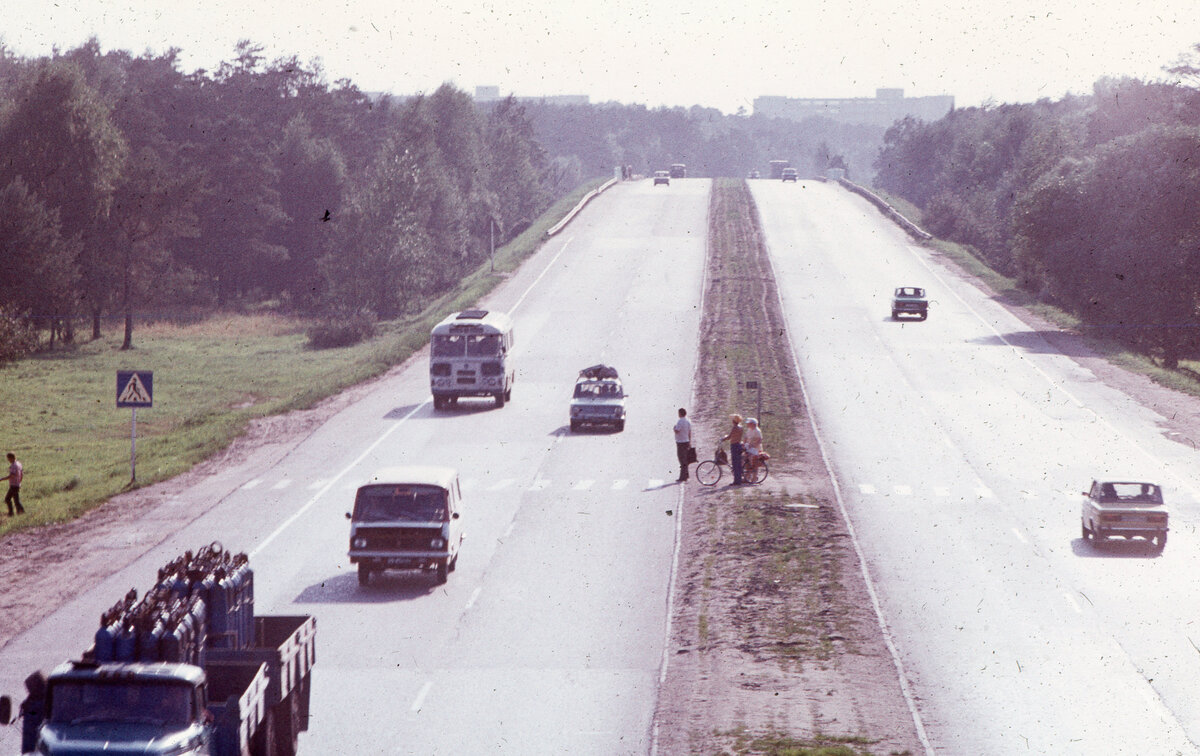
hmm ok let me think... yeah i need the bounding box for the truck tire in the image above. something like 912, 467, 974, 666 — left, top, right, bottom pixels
1153, 532, 1167, 552
494, 391, 505, 408
570, 419, 581, 432
357, 563, 371, 586
436, 560, 449, 584
274, 693, 300, 756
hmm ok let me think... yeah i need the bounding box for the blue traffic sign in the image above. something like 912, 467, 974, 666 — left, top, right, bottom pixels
116, 371, 153, 408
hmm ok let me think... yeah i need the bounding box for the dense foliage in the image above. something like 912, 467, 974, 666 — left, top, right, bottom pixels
875, 64, 1200, 367
0, 40, 554, 353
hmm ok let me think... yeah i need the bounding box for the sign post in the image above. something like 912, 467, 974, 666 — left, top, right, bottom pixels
116, 371, 153, 484
744, 379, 762, 424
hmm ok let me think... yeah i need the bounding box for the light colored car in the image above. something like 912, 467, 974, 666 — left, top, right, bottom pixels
1081, 479, 1168, 552
891, 286, 928, 320
347, 466, 464, 585
653, 171, 670, 186
781, 167, 798, 182
569, 364, 626, 432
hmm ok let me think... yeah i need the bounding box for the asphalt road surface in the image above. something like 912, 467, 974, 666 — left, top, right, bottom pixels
752, 178, 1200, 755
0, 177, 710, 755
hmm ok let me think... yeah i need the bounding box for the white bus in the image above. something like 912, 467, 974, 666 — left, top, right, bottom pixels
429, 309, 515, 410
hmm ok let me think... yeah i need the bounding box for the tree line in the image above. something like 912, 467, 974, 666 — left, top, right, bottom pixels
875, 47, 1200, 368
0, 38, 897, 364
0, 40, 553, 358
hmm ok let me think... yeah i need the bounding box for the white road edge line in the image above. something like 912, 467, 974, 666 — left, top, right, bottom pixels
249, 401, 428, 558
1011, 527, 1029, 544
507, 236, 573, 316
762, 219, 936, 755
411, 680, 432, 712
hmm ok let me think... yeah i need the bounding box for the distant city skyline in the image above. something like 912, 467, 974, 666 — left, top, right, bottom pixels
2, 1, 1197, 114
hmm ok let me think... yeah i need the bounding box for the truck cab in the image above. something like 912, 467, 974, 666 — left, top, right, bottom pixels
348, 466, 464, 586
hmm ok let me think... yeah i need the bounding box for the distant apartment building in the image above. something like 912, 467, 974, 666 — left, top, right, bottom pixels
753, 88, 954, 126
475, 86, 589, 106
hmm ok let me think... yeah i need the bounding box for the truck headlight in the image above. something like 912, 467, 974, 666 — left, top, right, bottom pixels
352, 537, 368, 549
430, 537, 446, 548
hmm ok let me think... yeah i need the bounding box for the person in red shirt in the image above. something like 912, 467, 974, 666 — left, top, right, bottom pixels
5, 452, 24, 516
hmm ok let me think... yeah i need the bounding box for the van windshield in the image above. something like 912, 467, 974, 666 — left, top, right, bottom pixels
355, 485, 448, 522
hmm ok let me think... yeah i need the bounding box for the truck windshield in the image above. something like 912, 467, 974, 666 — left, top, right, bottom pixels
49, 680, 194, 726
355, 485, 448, 522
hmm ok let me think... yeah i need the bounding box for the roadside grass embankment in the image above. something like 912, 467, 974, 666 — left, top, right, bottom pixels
872, 187, 1200, 398
0, 179, 608, 536
671, 178, 912, 755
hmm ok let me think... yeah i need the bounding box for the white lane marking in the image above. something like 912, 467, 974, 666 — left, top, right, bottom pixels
528, 479, 551, 491
488, 478, 515, 491
502, 522, 515, 539
1011, 527, 1028, 544
465, 587, 482, 611
894, 484, 913, 496
411, 681, 432, 712
859, 483, 877, 495
572, 479, 596, 490
271, 479, 292, 490
507, 237, 573, 316
241, 479, 263, 490
1063, 592, 1082, 614
648, 478, 665, 488
612, 479, 629, 490
250, 402, 428, 557
976, 487, 995, 499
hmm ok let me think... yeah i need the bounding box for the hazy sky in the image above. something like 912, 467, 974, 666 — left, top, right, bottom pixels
3, 0, 1198, 113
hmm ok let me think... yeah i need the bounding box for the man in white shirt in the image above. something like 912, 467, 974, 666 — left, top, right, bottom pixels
673, 408, 692, 482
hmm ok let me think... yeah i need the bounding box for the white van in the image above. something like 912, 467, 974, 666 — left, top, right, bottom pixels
429, 309, 515, 409
346, 466, 464, 585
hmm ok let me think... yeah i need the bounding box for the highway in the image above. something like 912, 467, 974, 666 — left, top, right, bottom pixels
752, 178, 1200, 754
0, 178, 710, 755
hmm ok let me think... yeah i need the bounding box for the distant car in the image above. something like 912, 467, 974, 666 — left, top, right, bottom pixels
748, 170, 761, 179
781, 168, 798, 182
1081, 479, 1168, 552
669, 163, 687, 178
653, 171, 670, 186
570, 364, 626, 432
347, 466, 464, 585
891, 286, 928, 320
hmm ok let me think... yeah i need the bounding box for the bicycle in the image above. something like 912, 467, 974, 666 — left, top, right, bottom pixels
695, 446, 768, 486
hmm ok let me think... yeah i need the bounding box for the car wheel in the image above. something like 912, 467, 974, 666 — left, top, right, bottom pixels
494, 391, 505, 408
505, 386, 512, 402
357, 564, 370, 586
449, 553, 458, 572
570, 419, 581, 432
1153, 532, 1167, 552
615, 420, 625, 432
435, 560, 449, 584
1081, 522, 1091, 541
891, 311, 899, 320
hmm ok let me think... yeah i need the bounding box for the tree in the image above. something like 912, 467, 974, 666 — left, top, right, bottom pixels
0, 59, 127, 340
0, 178, 81, 341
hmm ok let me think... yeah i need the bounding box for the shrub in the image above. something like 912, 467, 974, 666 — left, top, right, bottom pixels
0, 307, 39, 365
305, 309, 377, 349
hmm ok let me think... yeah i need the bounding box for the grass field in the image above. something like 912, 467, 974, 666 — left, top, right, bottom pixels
0, 178, 609, 534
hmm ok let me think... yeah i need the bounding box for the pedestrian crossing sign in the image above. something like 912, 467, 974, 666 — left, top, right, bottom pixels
116, 371, 153, 408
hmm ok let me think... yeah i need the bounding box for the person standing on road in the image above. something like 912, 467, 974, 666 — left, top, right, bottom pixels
722, 414, 745, 485
19, 670, 45, 752
5, 452, 24, 516
674, 408, 692, 482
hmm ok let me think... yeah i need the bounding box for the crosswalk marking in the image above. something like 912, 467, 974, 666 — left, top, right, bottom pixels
611, 479, 629, 490
271, 479, 292, 490
975, 487, 995, 499
307, 479, 328, 491
572, 479, 595, 490
528, 479, 551, 491
859, 483, 877, 495
241, 479, 263, 490
894, 485, 913, 496
934, 486, 950, 497
648, 478, 665, 488
488, 478, 515, 491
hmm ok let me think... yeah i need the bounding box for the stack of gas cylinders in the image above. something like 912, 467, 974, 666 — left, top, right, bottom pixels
91, 542, 254, 665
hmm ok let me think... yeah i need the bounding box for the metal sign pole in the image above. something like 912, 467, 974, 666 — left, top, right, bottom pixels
130, 408, 137, 484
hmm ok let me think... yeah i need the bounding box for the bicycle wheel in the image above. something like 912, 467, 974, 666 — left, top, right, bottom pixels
746, 461, 769, 485
695, 460, 721, 486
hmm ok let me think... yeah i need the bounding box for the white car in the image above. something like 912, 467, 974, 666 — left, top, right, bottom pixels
653, 171, 670, 186
569, 365, 626, 432
1081, 479, 1168, 552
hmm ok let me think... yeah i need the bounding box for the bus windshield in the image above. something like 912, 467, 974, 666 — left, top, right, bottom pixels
466, 334, 501, 357
432, 335, 466, 357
